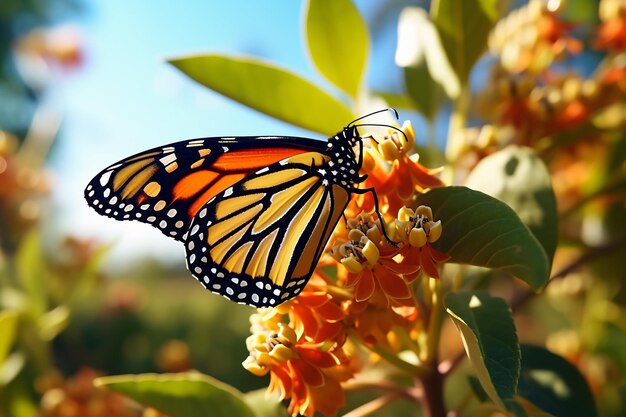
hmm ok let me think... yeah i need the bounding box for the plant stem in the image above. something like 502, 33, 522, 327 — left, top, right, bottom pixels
418, 278, 447, 417
418, 364, 447, 417
342, 392, 403, 417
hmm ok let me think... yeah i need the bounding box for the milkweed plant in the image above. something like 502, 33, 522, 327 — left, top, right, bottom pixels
5, 0, 626, 416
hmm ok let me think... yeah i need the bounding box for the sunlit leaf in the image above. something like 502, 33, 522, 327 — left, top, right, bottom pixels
466, 146, 558, 266
445, 291, 520, 411
431, 0, 499, 84
243, 389, 288, 417
96, 372, 255, 417
396, 7, 459, 103
0, 310, 18, 366
169, 54, 353, 136
38, 306, 70, 341
0, 352, 25, 386
415, 186, 550, 290
372, 91, 415, 111
517, 344, 597, 417
16, 231, 46, 316
305, 0, 369, 98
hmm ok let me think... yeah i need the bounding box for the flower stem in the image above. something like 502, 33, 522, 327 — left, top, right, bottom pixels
342, 392, 403, 417
368, 343, 425, 377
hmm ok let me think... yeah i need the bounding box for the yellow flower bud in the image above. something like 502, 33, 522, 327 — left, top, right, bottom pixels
361, 239, 380, 265
242, 356, 269, 376
365, 223, 382, 243
415, 205, 433, 219
409, 228, 427, 247
398, 206, 415, 222
362, 147, 377, 172
246, 333, 268, 351
393, 220, 409, 241
255, 351, 272, 366
428, 220, 442, 243
277, 323, 297, 345
269, 344, 293, 362
401, 120, 415, 149
348, 228, 365, 241
341, 256, 364, 273
378, 138, 401, 161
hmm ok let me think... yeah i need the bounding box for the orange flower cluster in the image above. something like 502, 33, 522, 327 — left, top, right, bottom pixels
478, 1, 626, 145
488, 0, 581, 74
243, 121, 447, 417
242, 276, 353, 417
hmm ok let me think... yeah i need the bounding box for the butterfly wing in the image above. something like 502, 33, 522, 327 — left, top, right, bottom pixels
185, 151, 351, 307
84, 136, 326, 241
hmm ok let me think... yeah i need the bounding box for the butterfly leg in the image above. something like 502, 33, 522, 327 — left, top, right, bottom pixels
351, 187, 399, 247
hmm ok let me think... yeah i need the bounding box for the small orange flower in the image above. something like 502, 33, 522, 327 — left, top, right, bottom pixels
279, 273, 346, 343
243, 320, 353, 417
394, 206, 448, 279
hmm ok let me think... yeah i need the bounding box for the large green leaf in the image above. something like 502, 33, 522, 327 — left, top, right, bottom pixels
243, 389, 288, 417
95, 372, 255, 417
518, 344, 597, 417
466, 146, 558, 267
445, 291, 520, 412
305, 0, 368, 98
415, 186, 550, 290
169, 54, 353, 136
431, 0, 499, 84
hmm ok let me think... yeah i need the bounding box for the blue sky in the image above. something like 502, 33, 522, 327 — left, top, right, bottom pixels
50, 0, 409, 264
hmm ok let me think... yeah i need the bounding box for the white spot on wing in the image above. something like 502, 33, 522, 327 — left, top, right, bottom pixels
100, 171, 113, 187
159, 153, 177, 166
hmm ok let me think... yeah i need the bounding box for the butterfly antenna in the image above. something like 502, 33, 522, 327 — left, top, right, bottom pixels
348, 108, 399, 127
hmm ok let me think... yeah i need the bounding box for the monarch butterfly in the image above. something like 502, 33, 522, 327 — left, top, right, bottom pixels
84, 109, 404, 307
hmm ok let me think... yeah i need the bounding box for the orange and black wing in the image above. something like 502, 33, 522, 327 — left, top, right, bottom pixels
184, 152, 351, 307
84, 136, 326, 241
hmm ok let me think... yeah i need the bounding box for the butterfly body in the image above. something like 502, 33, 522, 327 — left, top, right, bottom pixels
85, 125, 365, 307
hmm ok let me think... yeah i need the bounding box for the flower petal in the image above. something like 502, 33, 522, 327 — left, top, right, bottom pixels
297, 347, 338, 368
291, 358, 325, 388
354, 270, 376, 302
376, 265, 412, 299
419, 246, 440, 278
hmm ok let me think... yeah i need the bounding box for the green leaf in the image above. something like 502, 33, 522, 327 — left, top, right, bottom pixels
0, 310, 18, 366
305, 0, 369, 98
431, 0, 499, 84
16, 231, 46, 316
517, 344, 597, 417
169, 54, 353, 136
396, 7, 459, 105
403, 65, 445, 122
243, 389, 288, 417
0, 352, 26, 386
445, 291, 520, 410
466, 146, 558, 266
372, 91, 415, 111
38, 306, 70, 341
95, 372, 255, 417
415, 186, 550, 290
